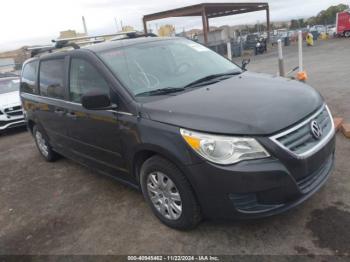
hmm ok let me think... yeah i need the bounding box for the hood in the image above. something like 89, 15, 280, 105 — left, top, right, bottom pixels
0, 91, 21, 108
141, 72, 323, 135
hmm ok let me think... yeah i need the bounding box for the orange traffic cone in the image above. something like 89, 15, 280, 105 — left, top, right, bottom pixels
297, 71, 308, 81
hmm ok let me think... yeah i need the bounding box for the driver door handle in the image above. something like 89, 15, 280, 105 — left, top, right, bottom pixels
54, 108, 65, 116
66, 112, 77, 120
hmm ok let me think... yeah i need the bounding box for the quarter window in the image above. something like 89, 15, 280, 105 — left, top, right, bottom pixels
39, 59, 65, 99
69, 58, 110, 103
21, 61, 38, 94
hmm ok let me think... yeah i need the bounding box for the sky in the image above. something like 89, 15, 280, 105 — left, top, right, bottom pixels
0, 0, 349, 51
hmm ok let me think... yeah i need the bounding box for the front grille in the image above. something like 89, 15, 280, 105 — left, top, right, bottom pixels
4, 106, 23, 117
270, 105, 334, 158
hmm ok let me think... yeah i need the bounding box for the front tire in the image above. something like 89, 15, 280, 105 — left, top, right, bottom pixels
33, 126, 57, 162
140, 156, 201, 230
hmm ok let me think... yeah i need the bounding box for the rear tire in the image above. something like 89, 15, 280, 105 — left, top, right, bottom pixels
33, 126, 58, 162
140, 155, 201, 230
345, 31, 350, 38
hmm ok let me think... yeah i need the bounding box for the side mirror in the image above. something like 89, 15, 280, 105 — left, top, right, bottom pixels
81, 91, 117, 110
241, 58, 250, 71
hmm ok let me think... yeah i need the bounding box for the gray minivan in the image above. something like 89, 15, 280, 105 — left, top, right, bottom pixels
20, 37, 335, 229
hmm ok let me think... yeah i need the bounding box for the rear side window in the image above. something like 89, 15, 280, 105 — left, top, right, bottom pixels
69, 58, 109, 103
21, 61, 38, 94
39, 59, 65, 99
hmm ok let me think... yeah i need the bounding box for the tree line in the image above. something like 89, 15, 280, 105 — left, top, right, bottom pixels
290, 4, 349, 29
242, 3, 349, 32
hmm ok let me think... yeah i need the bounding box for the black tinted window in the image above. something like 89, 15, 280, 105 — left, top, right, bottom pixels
21, 61, 38, 94
39, 59, 65, 99
69, 58, 109, 103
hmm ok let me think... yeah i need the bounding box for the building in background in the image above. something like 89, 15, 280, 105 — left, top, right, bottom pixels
0, 58, 15, 73
122, 26, 135, 32
58, 30, 87, 39
0, 48, 28, 73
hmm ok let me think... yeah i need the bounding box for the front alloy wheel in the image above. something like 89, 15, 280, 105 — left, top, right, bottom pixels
140, 156, 201, 230
147, 171, 182, 220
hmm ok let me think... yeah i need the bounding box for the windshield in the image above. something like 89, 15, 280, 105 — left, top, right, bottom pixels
98, 39, 242, 96
0, 78, 20, 94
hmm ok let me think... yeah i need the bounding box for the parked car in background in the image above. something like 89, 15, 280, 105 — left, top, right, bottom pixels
0, 77, 25, 133
21, 37, 335, 229
244, 33, 259, 50
244, 34, 266, 54
310, 25, 326, 34
270, 29, 288, 46
0, 72, 18, 78
288, 30, 298, 42
327, 26, 337, 37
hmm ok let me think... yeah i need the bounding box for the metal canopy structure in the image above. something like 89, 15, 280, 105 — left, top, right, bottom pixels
143, 2, 270, 44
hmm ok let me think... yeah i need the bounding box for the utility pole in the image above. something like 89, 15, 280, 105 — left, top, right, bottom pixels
277, 39, 285, 77
82, 16, 88, 35
114, 17, 119, 32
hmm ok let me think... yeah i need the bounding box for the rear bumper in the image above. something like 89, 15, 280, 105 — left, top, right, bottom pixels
185, 134, 335, 220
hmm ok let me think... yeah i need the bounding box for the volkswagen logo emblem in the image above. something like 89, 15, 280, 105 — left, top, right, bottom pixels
310, 120, 322, 139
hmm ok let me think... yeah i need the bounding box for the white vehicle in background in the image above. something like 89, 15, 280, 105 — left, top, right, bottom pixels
0, 77, 25, 133
310, 25, 327, 34
327, 26, 337, 37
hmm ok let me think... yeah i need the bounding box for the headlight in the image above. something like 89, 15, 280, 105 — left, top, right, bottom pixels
180, 128, 270, 165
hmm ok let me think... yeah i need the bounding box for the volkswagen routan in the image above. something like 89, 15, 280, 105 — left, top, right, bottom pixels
20, 37, 335, 229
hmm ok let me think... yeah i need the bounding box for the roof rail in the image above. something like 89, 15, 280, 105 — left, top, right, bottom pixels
27, 40, 80, 57
111, 32, 157, 41
52, 40, 80, 49
27, 31, 158, 57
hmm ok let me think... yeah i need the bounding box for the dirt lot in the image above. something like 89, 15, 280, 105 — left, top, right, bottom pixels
0, 39, 349, 255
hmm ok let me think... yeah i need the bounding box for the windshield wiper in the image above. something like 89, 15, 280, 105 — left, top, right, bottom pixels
135, 87, 185, 97
184, 71, 241, 88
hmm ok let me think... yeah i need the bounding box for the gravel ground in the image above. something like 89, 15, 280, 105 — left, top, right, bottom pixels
0, 38, 349, 256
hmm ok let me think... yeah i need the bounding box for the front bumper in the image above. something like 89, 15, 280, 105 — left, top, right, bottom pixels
0, 118, 25, 130
185, 134, 335, 219
0, 105, 25, 131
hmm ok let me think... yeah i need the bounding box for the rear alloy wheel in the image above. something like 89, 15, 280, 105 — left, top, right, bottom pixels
33, 126, 57, 162
140, 156, 201, 230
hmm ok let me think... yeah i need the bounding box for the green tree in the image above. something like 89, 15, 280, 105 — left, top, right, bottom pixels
298, 19, 305, 28
312, 4, 349, 25
254, 23, 266, 32
280, 22, 288, 29
290, 19, 299, 29
306, 16, 317, 26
